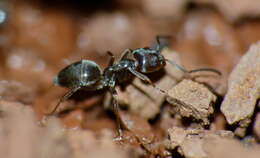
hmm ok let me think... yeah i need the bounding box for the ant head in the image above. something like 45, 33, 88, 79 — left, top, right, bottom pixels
133, 48, 166, 73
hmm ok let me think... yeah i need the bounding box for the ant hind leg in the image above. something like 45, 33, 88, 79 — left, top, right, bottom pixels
47, 86, 81, 115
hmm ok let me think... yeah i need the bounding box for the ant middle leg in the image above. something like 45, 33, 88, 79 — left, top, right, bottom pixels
109, 87, 124, 140
128, 67, 166, 94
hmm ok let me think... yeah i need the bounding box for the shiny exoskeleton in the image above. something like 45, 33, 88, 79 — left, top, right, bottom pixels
51, 36, 221, 137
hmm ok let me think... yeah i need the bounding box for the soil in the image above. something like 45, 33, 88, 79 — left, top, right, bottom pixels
0, 0, 259, 158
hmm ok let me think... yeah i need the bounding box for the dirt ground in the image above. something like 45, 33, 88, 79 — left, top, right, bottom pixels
0, 0, 259, 158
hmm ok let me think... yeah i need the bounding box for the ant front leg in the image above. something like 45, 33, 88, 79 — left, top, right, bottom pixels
109, 87, 124, 140
128, 67, 166, 94
118, 49, 132, 61
107, 51, 115, 66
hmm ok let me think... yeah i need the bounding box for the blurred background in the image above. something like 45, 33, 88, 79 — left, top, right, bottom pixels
1, 0, 260, 92
0, 0, 259, 88
0, 0, 259, 157
0, 0, 259, 125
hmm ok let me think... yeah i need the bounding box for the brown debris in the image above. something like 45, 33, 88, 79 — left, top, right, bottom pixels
143, 0, 188, 19
220, 43, 260, 133
120, 111, 154, 144
1, 1, 260, 158
115, 84, 163, 119
4, 49, 54, 90
205, 136, 260, 158
174, 11, 243, 95
194, 0, 260, 21
0, 100, 134, 158
119, 111, 171, 157
254, 113, 260, 140
209, 113, 226, 131
6, 2, 77, 63
167, 127, 234, 158
167, 79, 217, 125
0, 80, 35, 104
67, 129, 130, 158
61, 109, 85, 129
0, 100, 72, 158
75, 12, 147, 63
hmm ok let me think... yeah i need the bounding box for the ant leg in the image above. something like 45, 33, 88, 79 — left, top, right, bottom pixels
128, 67, 166, 94
109, 88, 123, 140
118, 49, 132, 61
47, 86, 81, 115
107, 51, 115, 66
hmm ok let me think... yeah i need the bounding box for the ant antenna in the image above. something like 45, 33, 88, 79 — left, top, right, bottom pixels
188, 68, 222, 75
165, 59, 222, 76
165, 59, 189, 73
156, 35, 172, 52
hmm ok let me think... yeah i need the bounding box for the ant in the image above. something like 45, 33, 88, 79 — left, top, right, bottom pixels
50, 36, 221, 138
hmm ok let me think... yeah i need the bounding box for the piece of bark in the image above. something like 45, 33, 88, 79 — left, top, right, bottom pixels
167, 79, 217, 125
220, 43, 260, 131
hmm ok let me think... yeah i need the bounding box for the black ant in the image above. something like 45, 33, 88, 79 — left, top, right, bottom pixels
50, 36, 221, 138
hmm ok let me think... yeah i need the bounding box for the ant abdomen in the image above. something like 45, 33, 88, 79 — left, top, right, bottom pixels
54, 60, 102, 89
133, 48, 166, 73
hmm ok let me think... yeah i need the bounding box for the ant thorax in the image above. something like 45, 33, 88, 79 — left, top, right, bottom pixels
102, 59, 136, 87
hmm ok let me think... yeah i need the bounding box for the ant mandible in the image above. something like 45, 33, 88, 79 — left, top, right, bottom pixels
50, 36, 221, 137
